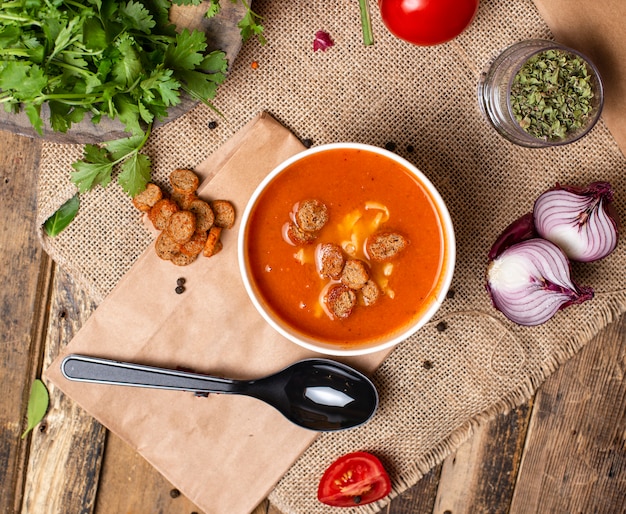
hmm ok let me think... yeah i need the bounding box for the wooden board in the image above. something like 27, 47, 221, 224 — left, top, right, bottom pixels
510, 315, 626, 513
0, 1, 245, 144
20, 266, 105, 514
0, 132, 45, 514
434, 404, 532, 512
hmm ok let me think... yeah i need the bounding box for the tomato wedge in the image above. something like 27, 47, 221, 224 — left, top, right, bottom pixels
317, 451, 392, 507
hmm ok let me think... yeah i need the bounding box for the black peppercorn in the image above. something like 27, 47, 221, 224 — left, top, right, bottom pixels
169, 488, 181, 498
302, 138, 313, 148
436, 321, 447, 332
423, 360, 434, 370
384, 141, 396, 152
208, 121, 217, 130
175, 285, 185, 294
406, 144, 415, 153
177, 277, 186, 286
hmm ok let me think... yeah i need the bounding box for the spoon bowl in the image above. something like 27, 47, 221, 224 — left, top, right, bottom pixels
61, 355, 379, 432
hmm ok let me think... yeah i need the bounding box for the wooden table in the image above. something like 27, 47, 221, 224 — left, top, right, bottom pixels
3, 2, 625, 512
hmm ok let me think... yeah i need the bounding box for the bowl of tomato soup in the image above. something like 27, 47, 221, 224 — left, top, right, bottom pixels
238, 143, 455, 356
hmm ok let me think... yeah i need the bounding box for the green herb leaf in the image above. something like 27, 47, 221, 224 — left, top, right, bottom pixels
71, 130, 152, 197
112, 35, 143, 86
105, 134, 146, 160
43, 194, 80, 237
70, 144, 114, 192
118, 152, 151, 196
82, 16, 108, 51
165, 29, 207, 70
21, 379, 49, 439
139, 67, 182, 108
237, 4, 265, 44
176, 69, 219, 102
118, 0, 156, 34
24, 103, 44, 136
0, 62, 35, 92
205, 0, 221, 17
112, 95, 142, 136
49, 102, 88, 133
199, 50, 229, 74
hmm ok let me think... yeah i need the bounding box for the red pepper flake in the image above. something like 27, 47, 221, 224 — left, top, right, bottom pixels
251, 60, 259, 69
313, 30, 334, 52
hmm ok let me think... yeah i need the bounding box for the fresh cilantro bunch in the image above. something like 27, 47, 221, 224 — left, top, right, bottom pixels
0, 0, 228, 197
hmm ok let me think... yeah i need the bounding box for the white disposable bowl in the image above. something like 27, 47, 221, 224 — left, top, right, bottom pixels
238, 143, 455, 356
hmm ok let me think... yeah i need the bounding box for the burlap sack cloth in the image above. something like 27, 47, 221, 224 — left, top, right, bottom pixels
38, 0, 625, 513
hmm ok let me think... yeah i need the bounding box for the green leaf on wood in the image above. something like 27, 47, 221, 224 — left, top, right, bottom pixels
43, 194, 80, 237
21, 379, 49, 439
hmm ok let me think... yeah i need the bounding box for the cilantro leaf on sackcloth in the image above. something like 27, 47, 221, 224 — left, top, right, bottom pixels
118, 152, 151, 196
105, 135, 147, 160
71, 145, 114, 192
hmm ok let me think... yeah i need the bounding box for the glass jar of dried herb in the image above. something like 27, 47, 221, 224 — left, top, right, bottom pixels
478, 39, 604, 148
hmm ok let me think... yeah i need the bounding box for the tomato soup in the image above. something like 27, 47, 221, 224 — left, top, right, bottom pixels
242, 146, 451, 350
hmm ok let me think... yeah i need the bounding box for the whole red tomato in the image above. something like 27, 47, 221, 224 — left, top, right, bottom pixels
378, 0, 480, 46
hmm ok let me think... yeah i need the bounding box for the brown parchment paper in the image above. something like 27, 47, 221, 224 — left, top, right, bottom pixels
39, 0, 626, 513
45, 113, 387, 514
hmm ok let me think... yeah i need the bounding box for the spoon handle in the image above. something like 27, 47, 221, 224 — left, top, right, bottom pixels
61, 354, 240, 394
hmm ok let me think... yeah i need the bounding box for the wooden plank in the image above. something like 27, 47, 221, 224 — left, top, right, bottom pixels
388, 465, 442, 514
510, 316, 626, 513
0, 131, 45, 513
431, 404, 532, 514
21, 266, 106, 514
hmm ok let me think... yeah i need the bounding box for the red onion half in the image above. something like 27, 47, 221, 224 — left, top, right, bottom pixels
486, 238, 594, 326
533, 182, 619, 262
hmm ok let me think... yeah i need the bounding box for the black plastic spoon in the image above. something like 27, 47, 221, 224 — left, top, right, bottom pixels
61, 354, 378, 432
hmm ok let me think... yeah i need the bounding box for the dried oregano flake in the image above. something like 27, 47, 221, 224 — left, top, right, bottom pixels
510, 49, 595, 140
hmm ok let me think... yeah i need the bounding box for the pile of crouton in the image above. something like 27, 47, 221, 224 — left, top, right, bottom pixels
132, 169, 235, 266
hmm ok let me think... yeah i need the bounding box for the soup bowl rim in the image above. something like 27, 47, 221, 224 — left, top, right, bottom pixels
237, 142, 456, 356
